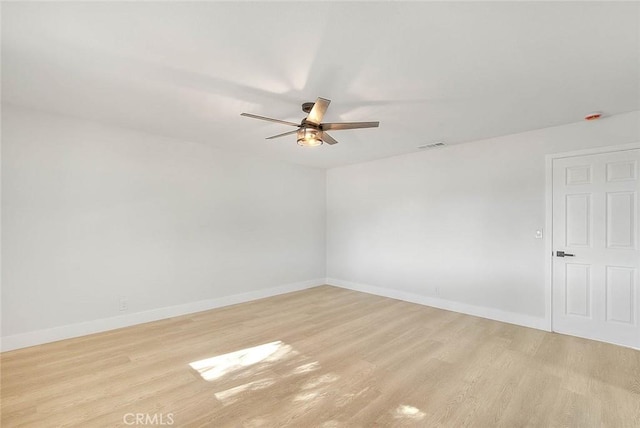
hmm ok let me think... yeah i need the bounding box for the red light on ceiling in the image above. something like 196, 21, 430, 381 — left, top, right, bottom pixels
584, 112, 602, 121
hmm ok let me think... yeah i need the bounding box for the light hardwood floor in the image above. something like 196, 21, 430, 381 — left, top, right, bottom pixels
2, 285, 639, 427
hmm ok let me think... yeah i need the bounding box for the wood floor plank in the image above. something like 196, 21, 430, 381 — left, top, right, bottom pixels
2, 285, 639, 427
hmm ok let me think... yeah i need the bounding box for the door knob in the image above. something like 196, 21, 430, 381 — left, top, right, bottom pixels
556, 251, 575, 257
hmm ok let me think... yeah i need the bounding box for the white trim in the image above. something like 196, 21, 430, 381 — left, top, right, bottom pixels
327, 278, 548, 331
0, 279, 325, 352
544, 154, 554, 331
544, 142, 640, 337
553, 327, 640, 351
546, 142, 640, 160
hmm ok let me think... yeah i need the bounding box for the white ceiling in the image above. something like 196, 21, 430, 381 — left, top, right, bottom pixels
2, 2, 638, 169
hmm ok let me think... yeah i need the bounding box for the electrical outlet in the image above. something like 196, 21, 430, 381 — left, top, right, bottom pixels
535, 229, 544, 239
119, 296, 128, 312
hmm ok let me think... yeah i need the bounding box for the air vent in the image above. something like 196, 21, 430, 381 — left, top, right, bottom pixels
417, 142, 446, 149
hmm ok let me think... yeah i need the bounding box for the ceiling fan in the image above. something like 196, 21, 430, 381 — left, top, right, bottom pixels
241, 97, 379, 147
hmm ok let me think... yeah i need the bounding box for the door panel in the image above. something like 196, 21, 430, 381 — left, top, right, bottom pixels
565, 264, 590, 317
605, 266, 635, 324
606, 191, 635, 249
565, 194, 591, 247
552, 148, 640, 348
606, 160, 637, 182
566, 165, 592, 185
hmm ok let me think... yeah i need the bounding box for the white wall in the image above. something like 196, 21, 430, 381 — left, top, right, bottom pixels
3, 104, 639, 349
1, 105, 326, 341
327, 111, 640, 323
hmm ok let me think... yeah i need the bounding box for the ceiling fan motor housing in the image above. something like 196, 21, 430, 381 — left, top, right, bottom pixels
301, 102, 315, 113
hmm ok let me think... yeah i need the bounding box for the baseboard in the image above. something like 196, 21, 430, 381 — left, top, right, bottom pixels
0, 279, 325, 352
327, 278, 549, 331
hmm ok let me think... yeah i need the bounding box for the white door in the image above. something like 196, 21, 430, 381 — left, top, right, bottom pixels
552, 148, 640, 348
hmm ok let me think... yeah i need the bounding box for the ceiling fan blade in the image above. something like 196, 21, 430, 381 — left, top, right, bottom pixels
306, 97, 331, 125
321, 121, 380, 131
266, 129, 299, 140
241, 113, 300, 127
321, 132, 339, 145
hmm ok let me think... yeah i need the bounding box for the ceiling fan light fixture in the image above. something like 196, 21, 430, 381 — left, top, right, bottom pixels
241, 97, 379, 146
297, 127, 323, 147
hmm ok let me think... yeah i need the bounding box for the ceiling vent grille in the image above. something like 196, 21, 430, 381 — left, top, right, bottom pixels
417, 142, 446, 149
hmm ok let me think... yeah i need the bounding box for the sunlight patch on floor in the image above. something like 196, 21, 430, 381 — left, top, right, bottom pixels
214, 378, 276, 405
294, 391, 321, 402
243, 417, 269, 427
292, 361, 321, 374
301, 373, 340, 390
293, 372, 340, 404
394, 404, 426, 420
335, 387, 370, 407
189, 341, 293, 381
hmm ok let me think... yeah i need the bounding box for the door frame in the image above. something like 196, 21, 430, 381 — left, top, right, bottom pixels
544, 142, 640, 339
